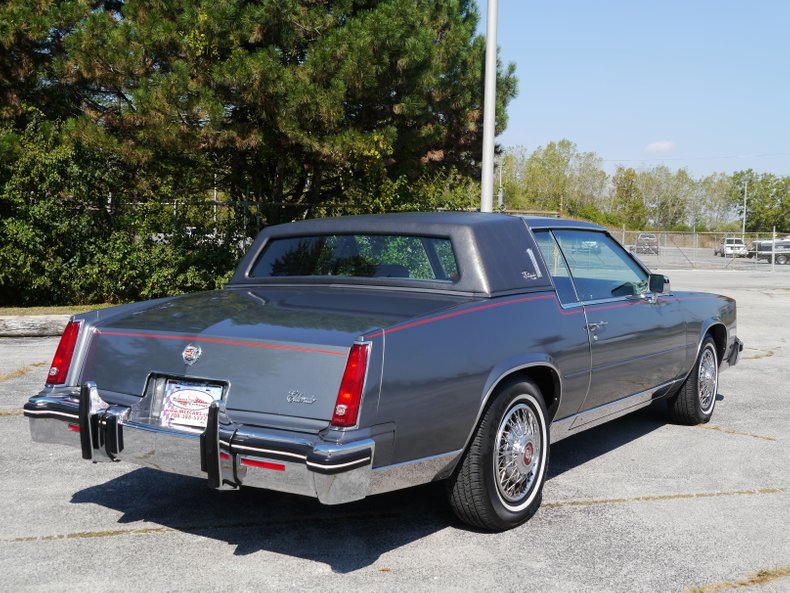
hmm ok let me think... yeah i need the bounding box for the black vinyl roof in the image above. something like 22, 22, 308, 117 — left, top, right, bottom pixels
230, 212, 603, 296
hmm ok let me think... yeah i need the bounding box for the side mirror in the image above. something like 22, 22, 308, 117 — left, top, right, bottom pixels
648, 273, 669, 293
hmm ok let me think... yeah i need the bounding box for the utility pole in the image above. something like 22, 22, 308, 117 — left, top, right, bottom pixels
742, 179, 748, 237
497, 157, 504, 209
480, 0, 498, 212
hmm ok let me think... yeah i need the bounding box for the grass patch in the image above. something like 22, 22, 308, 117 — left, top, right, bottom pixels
0, 304, 114, 316
0, 361, 47, 383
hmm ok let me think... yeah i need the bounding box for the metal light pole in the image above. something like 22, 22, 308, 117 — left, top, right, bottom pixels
741, 179, 748, 238
497, 157, 504, 209
480, 0, 499, 212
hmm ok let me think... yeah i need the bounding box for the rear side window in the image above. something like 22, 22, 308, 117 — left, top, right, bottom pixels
250, 234, 459, 282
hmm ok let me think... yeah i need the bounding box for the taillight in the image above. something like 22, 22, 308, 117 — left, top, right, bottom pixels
331, 343, 370, 428
46, 321, 81, 385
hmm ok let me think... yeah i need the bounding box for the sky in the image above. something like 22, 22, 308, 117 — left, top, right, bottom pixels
477, 0, 790, 177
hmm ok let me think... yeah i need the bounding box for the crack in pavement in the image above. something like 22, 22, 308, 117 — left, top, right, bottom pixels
696, 424, 778, 442
685, 566, 790, 593
3, 487, 785, 545
542, 487, 787, 509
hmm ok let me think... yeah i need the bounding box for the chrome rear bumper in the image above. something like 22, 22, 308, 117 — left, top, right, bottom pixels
24, 382, 374, 505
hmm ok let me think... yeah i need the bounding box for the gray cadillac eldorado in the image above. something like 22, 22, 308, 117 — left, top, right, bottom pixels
25, 212, 742, 531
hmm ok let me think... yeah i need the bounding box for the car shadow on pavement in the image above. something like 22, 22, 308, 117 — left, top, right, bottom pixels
69, 399, 703, 572
547, 401, 670, 479
71, 469, 452, 573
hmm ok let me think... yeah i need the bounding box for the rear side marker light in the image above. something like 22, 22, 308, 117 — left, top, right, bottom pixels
220, 452, 230, 461
47, 321, 81, 386
331, 343, 370, 428
241, 458, 285, 472
67, 424, 80, 433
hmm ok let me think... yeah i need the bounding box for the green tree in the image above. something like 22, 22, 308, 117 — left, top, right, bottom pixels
0, 120, 244, 306
0, 0, 516, 306
611, 166, 647, 229
501, 140, 607, 216
694, 173, 735, 231
731, 170, 790, 232
0, 0, 105, 127
58, 0, 516, 224
635, 166, 692, 230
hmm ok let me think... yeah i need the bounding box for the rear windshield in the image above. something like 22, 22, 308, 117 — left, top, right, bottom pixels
250, 234, 459, 282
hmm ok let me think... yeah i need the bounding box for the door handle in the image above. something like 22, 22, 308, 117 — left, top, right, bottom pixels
585, 321, 608, 332
627, 293, 658, 304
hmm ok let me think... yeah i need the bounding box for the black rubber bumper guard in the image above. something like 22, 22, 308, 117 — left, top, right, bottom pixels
728, 337, 744, 367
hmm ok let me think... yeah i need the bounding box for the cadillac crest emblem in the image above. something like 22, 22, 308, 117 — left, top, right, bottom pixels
182, 344, 202, 366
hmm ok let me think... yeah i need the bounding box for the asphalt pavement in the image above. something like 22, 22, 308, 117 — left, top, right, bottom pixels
0, 269, 788, 593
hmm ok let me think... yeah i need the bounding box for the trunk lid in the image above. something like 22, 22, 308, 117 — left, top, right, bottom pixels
81, 286, 473, 425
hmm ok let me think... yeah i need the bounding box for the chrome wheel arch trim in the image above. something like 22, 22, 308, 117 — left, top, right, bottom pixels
459, 360, 562, 461
684, 321, 728, 384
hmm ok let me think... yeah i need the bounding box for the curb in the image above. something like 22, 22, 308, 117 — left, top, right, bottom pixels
0, 315, 70, 337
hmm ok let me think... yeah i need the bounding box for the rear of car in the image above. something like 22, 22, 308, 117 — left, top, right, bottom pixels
632, 233, 659, 255
717, 237, 747, 257
26, 304, 375, 502
23, 222, 482, 504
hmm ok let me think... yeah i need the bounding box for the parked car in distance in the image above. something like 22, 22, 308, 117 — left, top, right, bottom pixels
748, 239, 790, 264
631, 232, 659, 255
714, 237, 748, 257
571, 239, 601, 253
24, 213, 742, 531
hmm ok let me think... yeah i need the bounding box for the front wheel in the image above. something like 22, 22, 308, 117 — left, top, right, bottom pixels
669, 337, 718, 425
447, 379, 549, 531
776, 254, 788, 265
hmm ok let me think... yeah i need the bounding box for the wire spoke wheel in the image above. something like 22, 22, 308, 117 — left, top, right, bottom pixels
447, 379, 550, 531
669, 336, 719, 425
697, 345, 718, 414
494, 403, 541, 504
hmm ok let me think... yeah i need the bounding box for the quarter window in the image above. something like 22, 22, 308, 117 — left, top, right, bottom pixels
533, 231, 578, 305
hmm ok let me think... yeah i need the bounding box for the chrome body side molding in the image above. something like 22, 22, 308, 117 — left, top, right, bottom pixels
550, 379, 681, 444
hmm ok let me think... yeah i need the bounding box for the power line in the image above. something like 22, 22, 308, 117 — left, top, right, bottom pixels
601, 152, 790, 163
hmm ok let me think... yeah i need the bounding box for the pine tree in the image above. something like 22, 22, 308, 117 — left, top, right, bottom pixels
49, 0, 516, 223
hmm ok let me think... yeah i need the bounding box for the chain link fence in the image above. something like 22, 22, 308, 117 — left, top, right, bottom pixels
611, 229, 790, 270
125, 200, 790, 271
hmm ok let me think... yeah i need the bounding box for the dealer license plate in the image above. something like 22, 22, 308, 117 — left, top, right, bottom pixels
159, 379, 224, 431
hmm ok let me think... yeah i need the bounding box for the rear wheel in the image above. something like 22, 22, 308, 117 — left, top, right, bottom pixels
776, 254, 788, 265
669, 337, 718, 425
447, 379, 549, 531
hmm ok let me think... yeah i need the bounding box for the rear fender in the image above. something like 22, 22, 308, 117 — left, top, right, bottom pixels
480, 354, 563, 418
438, 356, 561, 477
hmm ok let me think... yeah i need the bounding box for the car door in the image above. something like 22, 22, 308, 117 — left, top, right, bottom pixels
551, 229, 687, 412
